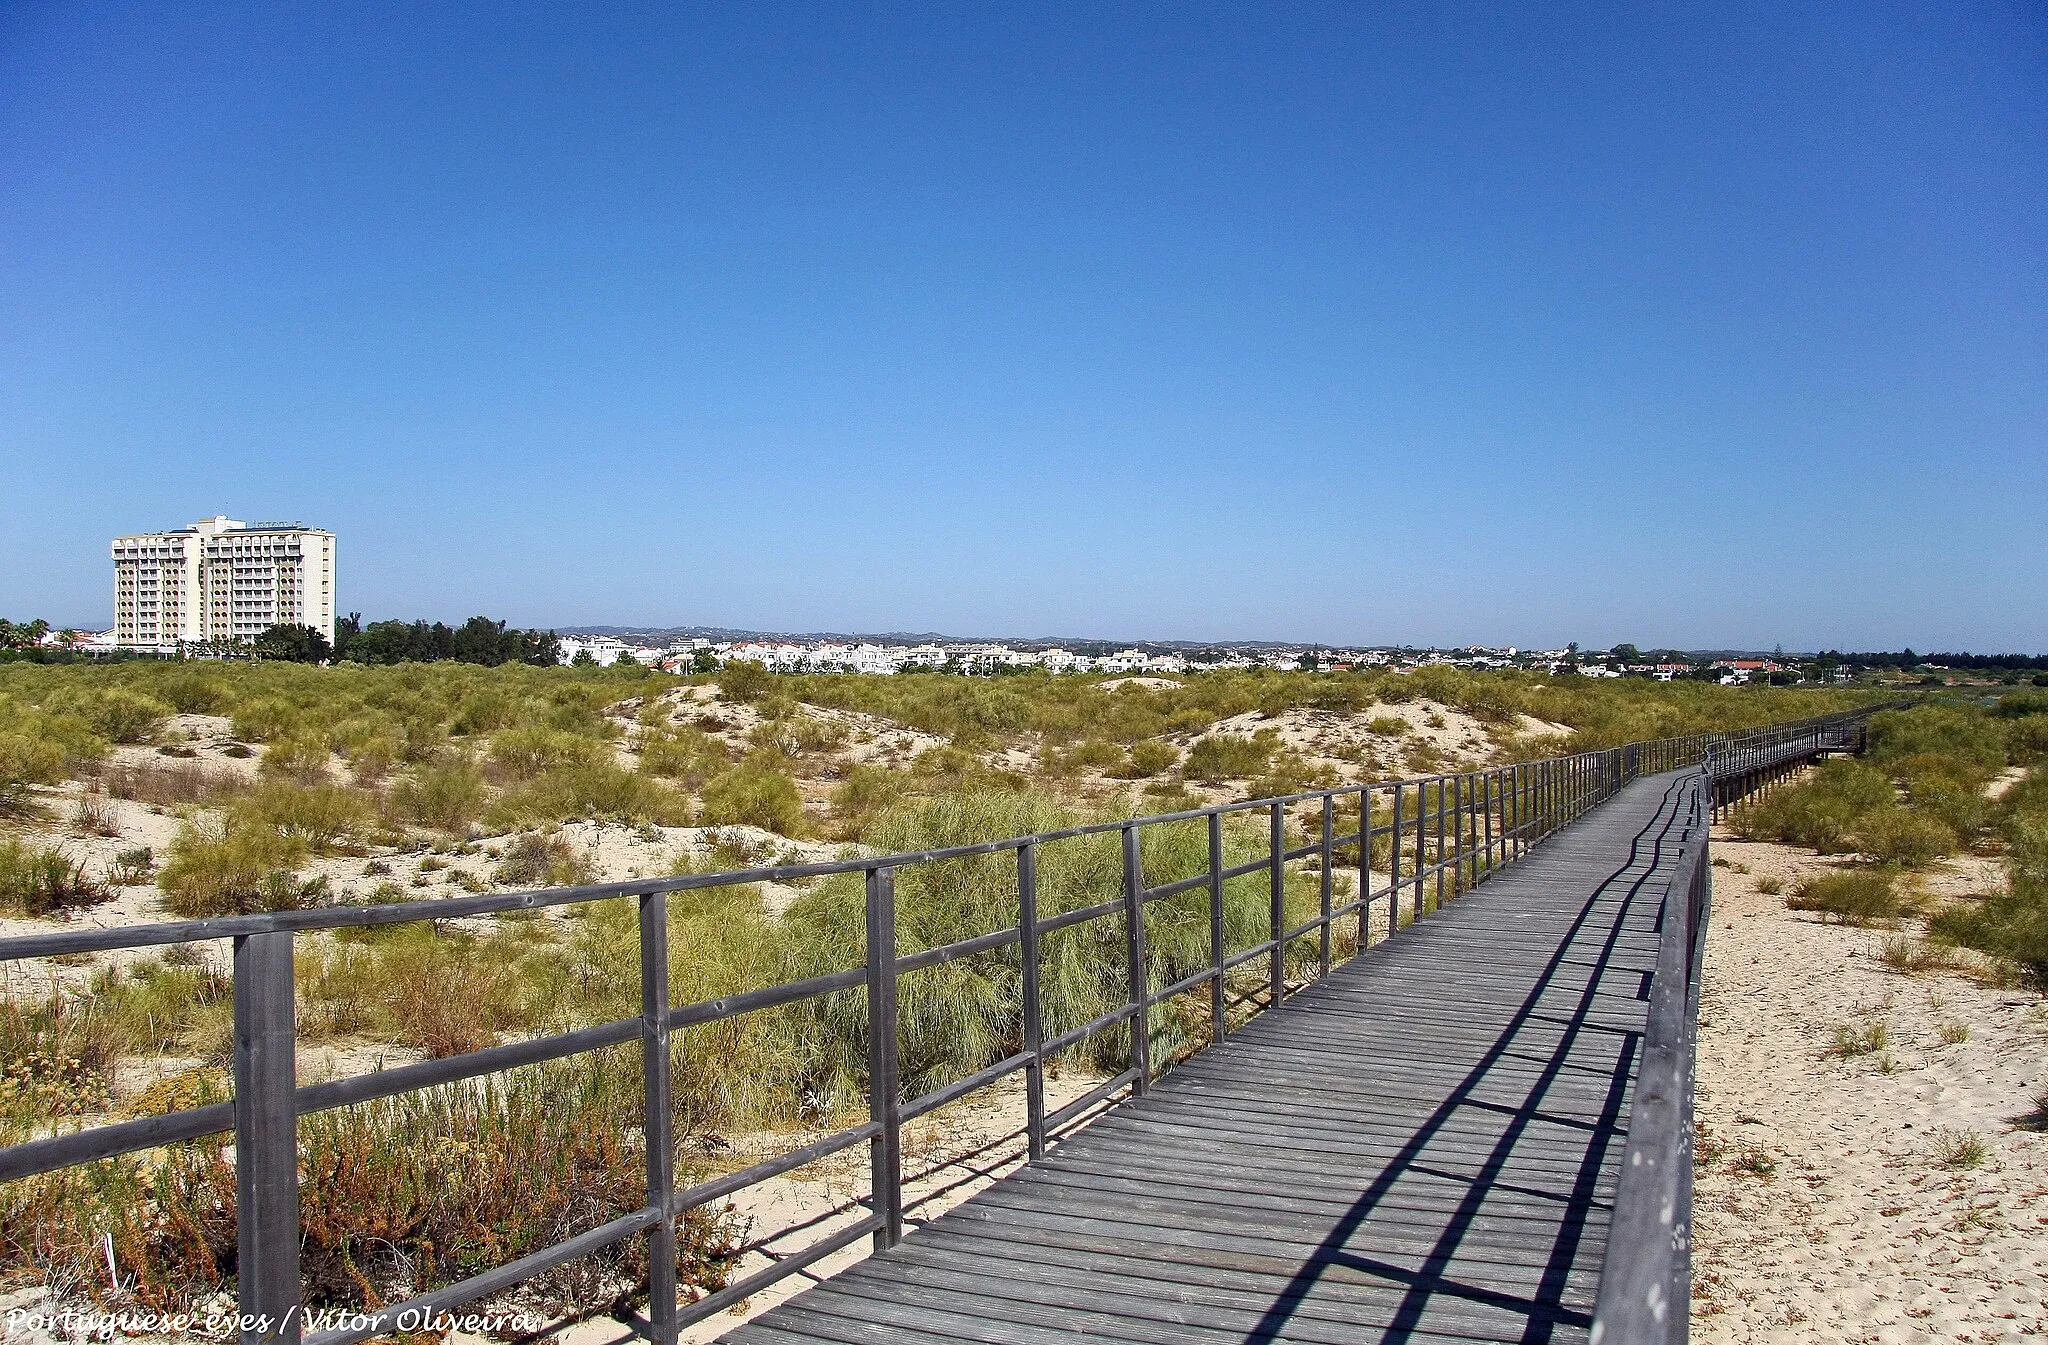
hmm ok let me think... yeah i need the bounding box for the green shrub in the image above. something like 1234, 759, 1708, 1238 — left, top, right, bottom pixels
1115, 741, 1181, 779
488, 761, 688, 828
828, 765, 907, 836
1996, 689, 2048, 719
1868, 706, 2006, 772
0, 730, 64, 817
109, 846, 155, 885
718, 661, 771, 703
1931, 820, 2048, 986
637, 725, 726, 785
1826, 1019, 1889, 1058
2, 1054, 741, 1321
90, 959, 235, 1056
1249, 750, 1335, 800
231, 782, 372, 852
2010, 716, 2048, 762
781, 790, 1314, 1101
257, 733, 331, 783
494, 831, 596, 888
157, 817, 309, 917
1854, 808, 1956, 867
489, 725, 606, 779
699, 763, 804, 835
302, 924, 558, 1055
43, 686, 174, 744
1184, 731, 1277, 783
150, 671, 228, 715
0, 839, 107, 916
394, 759, 489, 831
1787, 870, 1901, 925
1736, 759, 1893, 852
1043, 738, 1124, 777
230, 696, 303, 743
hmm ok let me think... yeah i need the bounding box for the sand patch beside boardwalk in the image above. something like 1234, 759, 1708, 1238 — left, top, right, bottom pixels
1691, 833, 2048, 1343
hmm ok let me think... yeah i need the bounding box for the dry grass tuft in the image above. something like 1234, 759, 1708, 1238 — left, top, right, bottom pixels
1826, 1019, 1889, 1059
1931, 1127, 1988, 1170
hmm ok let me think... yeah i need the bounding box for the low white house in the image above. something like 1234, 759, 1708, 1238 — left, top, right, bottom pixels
558, 635, 632, 666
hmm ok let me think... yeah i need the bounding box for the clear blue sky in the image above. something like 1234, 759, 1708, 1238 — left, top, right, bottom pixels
4, 3, 2043, 651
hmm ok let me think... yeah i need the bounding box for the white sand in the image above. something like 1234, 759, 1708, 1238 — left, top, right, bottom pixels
1691, 833, 2048, 1342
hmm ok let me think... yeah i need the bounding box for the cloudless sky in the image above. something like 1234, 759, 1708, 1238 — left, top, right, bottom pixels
3, 2, 2044, 650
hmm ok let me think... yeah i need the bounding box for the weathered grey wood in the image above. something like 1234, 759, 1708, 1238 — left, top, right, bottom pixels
864, 867, 902, 1250
234, 930, 300, 1345
640, 892, 678, 1345
720, 772, 1703, 1345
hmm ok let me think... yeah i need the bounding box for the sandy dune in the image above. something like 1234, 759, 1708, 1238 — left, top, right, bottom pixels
1692, 833, 2047, 1342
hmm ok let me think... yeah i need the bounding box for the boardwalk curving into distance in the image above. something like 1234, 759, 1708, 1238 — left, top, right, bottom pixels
724, 770, 1709, 1345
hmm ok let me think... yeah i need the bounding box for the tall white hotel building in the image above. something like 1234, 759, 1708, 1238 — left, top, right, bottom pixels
111, 516, 336, 650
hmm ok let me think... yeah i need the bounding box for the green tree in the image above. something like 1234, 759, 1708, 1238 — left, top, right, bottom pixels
254, 624, 332, 663
719, 660, 772, 703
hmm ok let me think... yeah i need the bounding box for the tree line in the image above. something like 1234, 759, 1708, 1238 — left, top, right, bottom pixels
328, 614, 561, 666
1813, 650, 2048, 672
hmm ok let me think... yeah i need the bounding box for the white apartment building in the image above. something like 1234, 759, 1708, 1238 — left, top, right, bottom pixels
112, 516, 336, 649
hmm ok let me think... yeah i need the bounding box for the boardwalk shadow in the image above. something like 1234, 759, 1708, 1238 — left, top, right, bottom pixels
1239, 775, 1694, 1345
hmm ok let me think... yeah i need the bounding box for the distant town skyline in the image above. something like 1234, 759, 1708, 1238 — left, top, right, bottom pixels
4, 6, 2043, 650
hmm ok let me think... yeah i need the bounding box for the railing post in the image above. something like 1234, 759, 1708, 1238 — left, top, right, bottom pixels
1267, 803, 1285, 1009
639, 893, 677, 1345
1447, 775, 1462, 896
1207, 811, 1226, 1042
1018, 842, 1045, 1162
1412, 782, 1428, 922
1388, 784, 1404, 937
1122, 825, 1151, 1093
1433, 778, 1447, 911
864, 867, 902, 1249
1318, 795, 1333, 978
233, 930, 300, 1345
1482, 770, 1495, 876
1356, 787, 1372, 951
1510, 764, 1521, 857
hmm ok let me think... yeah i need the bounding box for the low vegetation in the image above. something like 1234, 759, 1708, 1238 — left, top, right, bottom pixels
0, 657, 1891, 1324
0, 839, 106, 916
1788, 870, 1903, 925
1731, 697, 2048, 989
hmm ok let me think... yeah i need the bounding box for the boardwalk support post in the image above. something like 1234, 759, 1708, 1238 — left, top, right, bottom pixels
234, 930, 300, 1345
865, 867, 902, 1249
1389, 784, 1404, 937
1123, 825, 1151, 1093
1267, 803, 1285, 1007
640, 892, 677, 1345
1318, 795, 1333, 978
1019, 842, 1045, 1162
1208, 812, 1226, 1041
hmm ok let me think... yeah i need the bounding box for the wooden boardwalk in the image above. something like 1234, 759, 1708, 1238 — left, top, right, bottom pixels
723, 771, 1705, 1345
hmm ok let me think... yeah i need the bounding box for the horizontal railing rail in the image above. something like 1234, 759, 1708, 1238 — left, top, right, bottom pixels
0, 705, 1885, 1345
